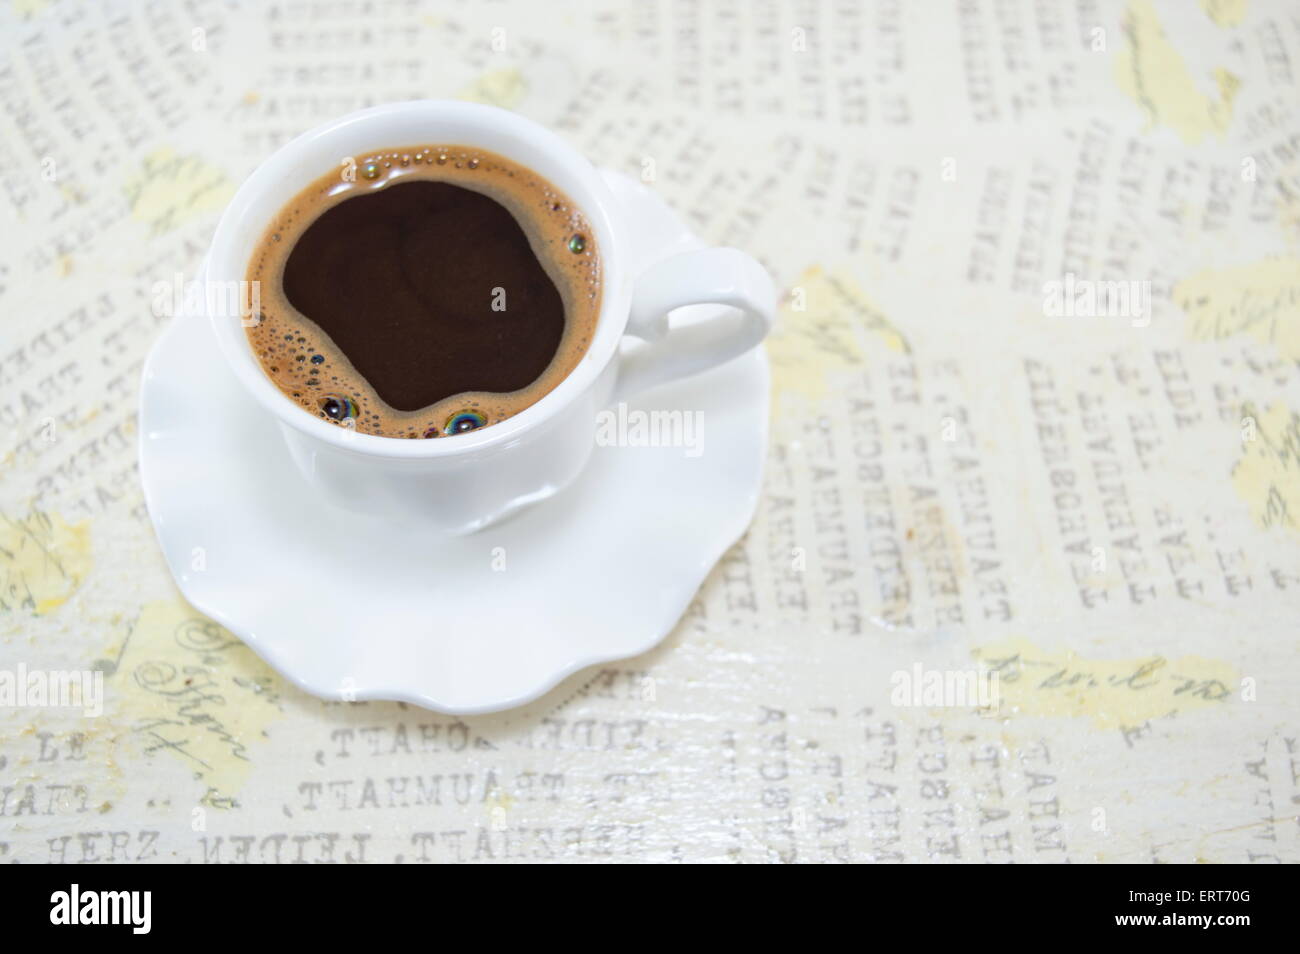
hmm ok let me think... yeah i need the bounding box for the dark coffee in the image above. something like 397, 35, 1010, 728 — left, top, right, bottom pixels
245, 146, 600, 438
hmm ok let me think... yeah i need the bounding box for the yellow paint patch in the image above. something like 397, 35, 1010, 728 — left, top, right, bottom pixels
1174, 259, 1300, 361
0, 511, 91, 615
105, 601, 287, 806
484, 789, 517, 827
57, 182, 85, 206
1233, 403, 1299, 534
1213, 67, 1241, 109
769, 266, 906, 406
1200, 0, 1249, 27
973, 639, 1236, 728
458, 69, 528, 110
1115, 0, 1238, 144
124, 149, 234, 236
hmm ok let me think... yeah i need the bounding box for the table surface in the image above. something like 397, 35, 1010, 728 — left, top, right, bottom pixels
1, 0, 1298, 863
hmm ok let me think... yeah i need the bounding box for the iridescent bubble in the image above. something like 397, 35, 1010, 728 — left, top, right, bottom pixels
320, 395, 359, 421
361, 161, 380, 180
568, 234, 586, 253
445, 410, 486, 435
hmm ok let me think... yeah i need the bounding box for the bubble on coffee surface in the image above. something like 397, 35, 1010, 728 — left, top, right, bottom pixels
444, 410, 487, 435
245, 144, 602, 438
319, 394, 358, 421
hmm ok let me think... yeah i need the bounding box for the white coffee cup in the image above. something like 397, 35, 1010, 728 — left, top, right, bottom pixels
205, 100, 774, 533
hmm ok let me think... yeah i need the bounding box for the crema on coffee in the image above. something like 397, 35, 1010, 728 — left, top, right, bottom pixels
244, 146, 601, 438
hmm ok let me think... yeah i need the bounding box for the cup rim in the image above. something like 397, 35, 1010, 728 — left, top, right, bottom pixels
204, 100, 625, 459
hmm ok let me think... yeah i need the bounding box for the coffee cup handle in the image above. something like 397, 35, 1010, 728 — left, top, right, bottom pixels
614, 247, 775, 401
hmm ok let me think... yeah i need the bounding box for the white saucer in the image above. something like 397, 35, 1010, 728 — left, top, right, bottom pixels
138, 171, 770, 714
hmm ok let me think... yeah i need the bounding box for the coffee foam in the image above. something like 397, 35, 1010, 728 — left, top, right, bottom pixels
245, 146, 601, 438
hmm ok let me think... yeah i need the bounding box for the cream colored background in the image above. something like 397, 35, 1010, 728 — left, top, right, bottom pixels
1, 0, 1297, 862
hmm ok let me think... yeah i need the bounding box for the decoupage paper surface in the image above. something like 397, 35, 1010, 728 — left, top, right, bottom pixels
1, 0, 1297, 863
